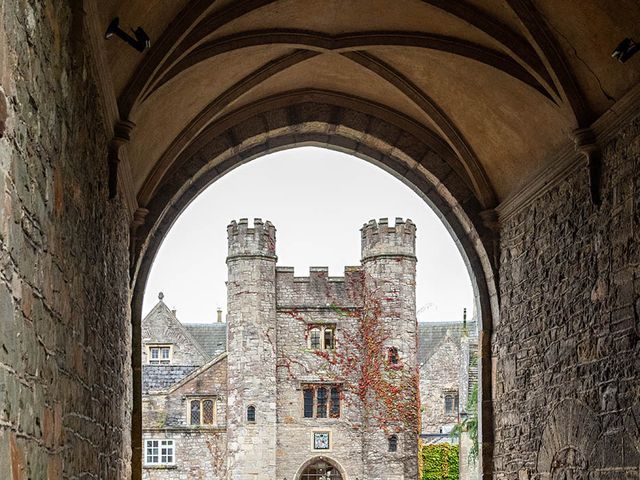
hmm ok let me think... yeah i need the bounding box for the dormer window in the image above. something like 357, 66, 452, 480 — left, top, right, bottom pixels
308, 325, 336, 351
148, 345, 172, 364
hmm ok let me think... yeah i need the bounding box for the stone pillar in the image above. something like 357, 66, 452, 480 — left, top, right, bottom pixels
361, 218, 418, 479
226, 218, 278, 479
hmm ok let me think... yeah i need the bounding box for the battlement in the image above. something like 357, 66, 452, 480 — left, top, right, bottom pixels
276, 266, 363, 308
227, 218, 277, 259
361, 218, 416, 260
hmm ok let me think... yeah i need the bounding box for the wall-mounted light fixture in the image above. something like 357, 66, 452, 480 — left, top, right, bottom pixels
105, 17, 150, 52
611, 38, 638, 63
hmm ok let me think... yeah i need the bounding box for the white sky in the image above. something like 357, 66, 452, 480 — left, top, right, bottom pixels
143, 147, 473, 324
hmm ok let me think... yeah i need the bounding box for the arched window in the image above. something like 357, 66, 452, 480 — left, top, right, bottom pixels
444, 391, 459, 414
388, 347, 399, 364
247, 405, 256, 423
309, 328, 321, 349
300, 459, 343, 479
388, 434, 398, 452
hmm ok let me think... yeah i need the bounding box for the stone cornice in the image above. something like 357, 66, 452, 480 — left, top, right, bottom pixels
497, 81, 640, 221
82, 0, 138, 219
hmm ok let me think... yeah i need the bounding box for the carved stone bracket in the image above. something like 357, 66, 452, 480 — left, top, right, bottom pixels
108, 119, 136, 199
571, 127, 601, 206
129, 207, 149, 267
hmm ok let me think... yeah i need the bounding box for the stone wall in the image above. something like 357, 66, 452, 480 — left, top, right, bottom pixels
494, 115, 640, 478
142, 358, 227, 479
420, 336, 462, 434
0, 1, 131, 479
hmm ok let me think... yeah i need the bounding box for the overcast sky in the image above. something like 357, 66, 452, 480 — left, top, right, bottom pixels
143, 147, 473, 324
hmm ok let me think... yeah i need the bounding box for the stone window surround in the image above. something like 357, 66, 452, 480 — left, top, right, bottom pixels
443, 391, 459, 415
146, 344, 173, 365
302, 384, 341, 419
388, 434, 399, 453
307, 324, 336, 351
144, 439, 175, 467
185, 396, 217, 426
246, 405, 256, 423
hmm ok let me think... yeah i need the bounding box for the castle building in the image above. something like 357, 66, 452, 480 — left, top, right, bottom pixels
141, 219, 476, 479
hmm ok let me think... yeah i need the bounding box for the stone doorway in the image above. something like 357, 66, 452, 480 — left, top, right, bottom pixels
298, 458, 344, 480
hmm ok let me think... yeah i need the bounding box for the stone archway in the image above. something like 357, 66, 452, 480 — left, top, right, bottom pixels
296, 457, 346, 480
129, 99, 500, 479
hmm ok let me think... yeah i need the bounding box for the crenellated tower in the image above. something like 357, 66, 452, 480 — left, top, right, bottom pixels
226, 218, 278, 479
361, 218, 419, 480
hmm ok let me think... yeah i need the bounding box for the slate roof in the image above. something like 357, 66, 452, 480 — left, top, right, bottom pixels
183, 323, 227, 358
417, 321, 478, 366
142, 365, 200, 392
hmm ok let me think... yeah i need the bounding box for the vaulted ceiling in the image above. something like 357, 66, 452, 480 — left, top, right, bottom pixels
97, 0, 640, 210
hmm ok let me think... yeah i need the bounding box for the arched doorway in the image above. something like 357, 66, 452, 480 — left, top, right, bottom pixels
298, 458, 344, 480
129, 102, 499, 479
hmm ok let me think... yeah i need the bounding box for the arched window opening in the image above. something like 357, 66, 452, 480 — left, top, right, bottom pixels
388, 347, 399, 365
247, 405, 256, 423
309, 328, 321, 350
444, 391, 459, 415
388, 434, 398, 452
300, 459, 343, 479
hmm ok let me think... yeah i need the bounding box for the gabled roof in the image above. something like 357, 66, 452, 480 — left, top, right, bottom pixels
417, 321, 477, 366
183, 323, 227, 358
142, 300, 210, 362
142, 365, 199, 393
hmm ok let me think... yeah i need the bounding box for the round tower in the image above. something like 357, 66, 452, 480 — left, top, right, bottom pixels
360, 218, 418, 480
226, 218, 277, 479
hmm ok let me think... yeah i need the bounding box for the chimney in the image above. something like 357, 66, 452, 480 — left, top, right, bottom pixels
217, 308, 223, 323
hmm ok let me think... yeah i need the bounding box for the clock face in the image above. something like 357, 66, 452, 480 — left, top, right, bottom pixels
314, 432, 330, 450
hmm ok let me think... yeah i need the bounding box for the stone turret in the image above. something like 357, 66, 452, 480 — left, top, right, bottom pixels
227, 217, 276, 259
361, 217, 416, 260
226, 218, 277, 479
361, 218, 418, 480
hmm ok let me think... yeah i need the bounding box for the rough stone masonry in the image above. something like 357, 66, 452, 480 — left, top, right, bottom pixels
0, 1, 132, 479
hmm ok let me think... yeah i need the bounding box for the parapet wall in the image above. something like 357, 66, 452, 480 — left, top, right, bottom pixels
361, 218, 416, 261
227, 218, 276, 259
276, 266, 363, 308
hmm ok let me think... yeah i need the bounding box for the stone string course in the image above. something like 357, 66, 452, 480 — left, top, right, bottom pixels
494, 114, 640, 478
0, 1, 131, 478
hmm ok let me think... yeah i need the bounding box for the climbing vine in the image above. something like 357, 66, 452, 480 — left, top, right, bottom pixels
279, 269, 420, 434
421, 443, 459, 480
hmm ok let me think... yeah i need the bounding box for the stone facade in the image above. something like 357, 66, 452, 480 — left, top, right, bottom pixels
0, 1, 131, 479
142, 218, 435, 479
419, 321, 478, 440
494, 114, 640, 478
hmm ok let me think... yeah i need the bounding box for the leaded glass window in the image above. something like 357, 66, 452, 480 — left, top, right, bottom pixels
247, 405, 256, 423
202, 399, 214, 425
303, 388, 314, 418
309, 328, 321, 349
330, 387, 340, 417
316, 387, 327, 418
190, 400, 201, 425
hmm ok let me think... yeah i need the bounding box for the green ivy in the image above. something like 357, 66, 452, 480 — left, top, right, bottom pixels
421, 444, 459, 480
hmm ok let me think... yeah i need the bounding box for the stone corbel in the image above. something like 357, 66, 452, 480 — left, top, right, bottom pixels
571, 127, 601, 206
108, 119, 135, 199
480, 208, 500, 269
129, 207, 149, 265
